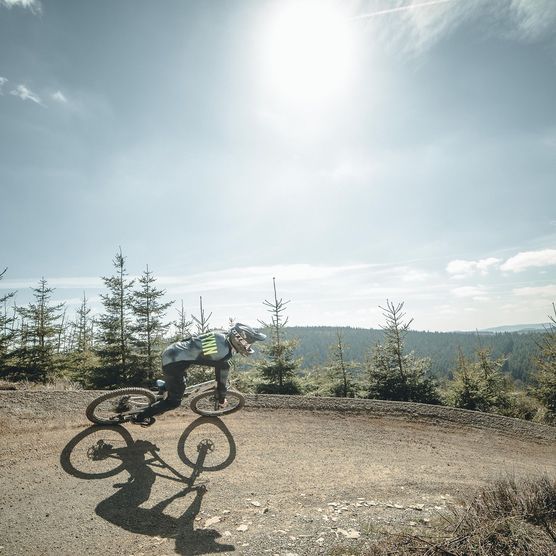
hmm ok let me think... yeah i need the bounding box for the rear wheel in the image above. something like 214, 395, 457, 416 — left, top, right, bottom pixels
189, 389, 244, 417
86, 388, 156, 425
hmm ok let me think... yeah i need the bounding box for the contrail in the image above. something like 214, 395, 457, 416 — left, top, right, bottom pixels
353, 0, 454, 20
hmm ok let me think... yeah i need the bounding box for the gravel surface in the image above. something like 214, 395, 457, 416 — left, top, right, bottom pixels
0, 391, 554, 555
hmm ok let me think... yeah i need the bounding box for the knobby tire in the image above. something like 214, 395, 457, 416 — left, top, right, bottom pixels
86, 387, 156, 425
189, 389, 245, 417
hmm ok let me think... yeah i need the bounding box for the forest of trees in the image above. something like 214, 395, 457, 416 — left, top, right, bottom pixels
284, 325, 541, 383
1, 256, 555, 424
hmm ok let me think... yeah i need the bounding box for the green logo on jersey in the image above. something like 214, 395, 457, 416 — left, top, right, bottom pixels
200, 333, 218, 356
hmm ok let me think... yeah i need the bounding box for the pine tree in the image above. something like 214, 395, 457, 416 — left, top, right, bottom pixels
94, 248, 135, 387
532, 303, 556, 418
67, 293, 98, 387
0, 268, 17, 376
192, 296, 212, 334
447, 346, 510, 412
367, 300, 440, 403
172, 300, 192, 340
447, 349, 481, 410
476, 346, 511, 410
256, 277, 300, 394
15, 278, 64, 382
181, 297, 215, 385
327, 330, 357, 397
75, 292, 93, 352
131, 265, 173, 383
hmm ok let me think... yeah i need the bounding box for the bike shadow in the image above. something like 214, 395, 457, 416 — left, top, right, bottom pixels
60, 417, 237, 555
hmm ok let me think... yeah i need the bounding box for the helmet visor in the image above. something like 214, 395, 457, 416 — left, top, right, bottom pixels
230, 324, 266, 355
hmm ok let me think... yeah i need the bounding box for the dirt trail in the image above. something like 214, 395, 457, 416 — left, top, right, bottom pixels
0, 392, 554, 555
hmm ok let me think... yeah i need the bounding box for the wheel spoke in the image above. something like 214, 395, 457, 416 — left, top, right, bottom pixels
93, 394, 152, 421
190, 390, 244, 416
86, 388, 157, 425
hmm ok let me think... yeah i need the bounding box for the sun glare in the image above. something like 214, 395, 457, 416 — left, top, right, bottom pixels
259, 1, 357, 108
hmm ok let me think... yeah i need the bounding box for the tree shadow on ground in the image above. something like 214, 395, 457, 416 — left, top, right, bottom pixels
60, 417, 237, 555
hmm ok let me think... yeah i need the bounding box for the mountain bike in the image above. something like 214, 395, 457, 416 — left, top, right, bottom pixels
85, 379, 245, 425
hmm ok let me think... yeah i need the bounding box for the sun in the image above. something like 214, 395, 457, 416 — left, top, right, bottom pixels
258, 0, 357, 108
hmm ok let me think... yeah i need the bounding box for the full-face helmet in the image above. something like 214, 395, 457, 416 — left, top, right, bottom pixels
228, 323, 266, 356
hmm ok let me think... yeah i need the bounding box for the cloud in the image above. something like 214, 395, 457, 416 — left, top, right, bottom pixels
500, 249, 556, 272
446, 257, 500, 279
0, 0, 41, 14
57, 295, 102, 307
513, 284, 556, 298
10, 84, 42, 105
0, 263, 441, 313
360, 0, 467, 55
0, 276, 104, 289
355, 0, 454, 20
400, 268, 431, 282
509, 0, 556, 42
360, 0, 556, 56
2, 81, 68, 107
51, 90, 67, 103
451, 285, 487, 298
3, 261, 550, 330
158, 263, 378, 295
0, 264, 377, 295
321, 156, 375, 184
434, 303, 457, 315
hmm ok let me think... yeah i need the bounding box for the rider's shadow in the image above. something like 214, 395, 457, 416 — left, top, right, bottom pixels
60, 417, 236, 555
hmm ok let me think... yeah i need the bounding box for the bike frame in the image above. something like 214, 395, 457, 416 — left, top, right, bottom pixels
184, 379, 216, 395
154, 379, 217, 400
115, 380, 217, 420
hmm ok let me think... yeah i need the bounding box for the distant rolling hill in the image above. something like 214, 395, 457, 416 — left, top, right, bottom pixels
480, 323, 549, 333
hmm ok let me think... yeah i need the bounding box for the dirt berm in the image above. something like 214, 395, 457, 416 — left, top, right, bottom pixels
1, 391, 554, 555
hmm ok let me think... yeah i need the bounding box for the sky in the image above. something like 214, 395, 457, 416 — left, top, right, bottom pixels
1, 0, 555, 332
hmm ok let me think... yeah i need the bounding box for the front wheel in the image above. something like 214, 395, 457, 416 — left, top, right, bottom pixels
189, 389, 245, 417
86, 388, 156, 425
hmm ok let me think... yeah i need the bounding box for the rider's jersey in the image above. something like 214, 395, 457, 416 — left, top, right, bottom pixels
161, 331, 233, 367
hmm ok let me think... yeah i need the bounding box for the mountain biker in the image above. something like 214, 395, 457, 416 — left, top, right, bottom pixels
131, 323, 266, 426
